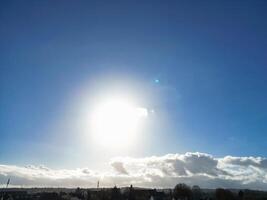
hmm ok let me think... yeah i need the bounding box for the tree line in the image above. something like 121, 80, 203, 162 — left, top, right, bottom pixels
1, 183, 267, 200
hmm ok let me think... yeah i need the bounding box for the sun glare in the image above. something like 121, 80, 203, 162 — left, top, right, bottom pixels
90, 98, 147, 148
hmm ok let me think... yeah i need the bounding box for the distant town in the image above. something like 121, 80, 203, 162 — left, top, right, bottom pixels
1, 183, 267, 200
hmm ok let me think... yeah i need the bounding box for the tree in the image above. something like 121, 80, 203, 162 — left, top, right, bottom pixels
192, 185, 202, 200
111, 186, 121, 200
74, 187, 83, 199
86, 190, 91, 200
39, 192, 63, 200
215, 188, 235, 200
128, 185, 136, 200
173, 183, 192, 200
238, 190, 244, 200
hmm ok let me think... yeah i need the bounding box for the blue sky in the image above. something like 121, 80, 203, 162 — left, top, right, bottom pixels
1, 0, 267, 188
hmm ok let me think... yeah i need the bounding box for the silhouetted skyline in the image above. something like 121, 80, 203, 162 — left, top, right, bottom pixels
1, 0, 267, 189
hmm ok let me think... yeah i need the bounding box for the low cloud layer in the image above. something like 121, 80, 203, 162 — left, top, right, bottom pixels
1, 152, 267, 190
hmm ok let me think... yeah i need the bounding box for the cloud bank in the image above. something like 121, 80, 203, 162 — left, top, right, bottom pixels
1, 152, 267, 190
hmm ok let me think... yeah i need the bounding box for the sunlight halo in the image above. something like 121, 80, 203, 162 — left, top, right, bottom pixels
89, 97, 147, 149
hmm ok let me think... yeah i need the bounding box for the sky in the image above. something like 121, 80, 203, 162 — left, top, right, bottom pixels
1, 0, 267, 189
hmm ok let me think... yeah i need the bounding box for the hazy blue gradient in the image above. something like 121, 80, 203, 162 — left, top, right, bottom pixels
1, 0, 267, 168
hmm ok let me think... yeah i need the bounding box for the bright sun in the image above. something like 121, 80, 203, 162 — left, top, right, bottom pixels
90, 98, 147, 148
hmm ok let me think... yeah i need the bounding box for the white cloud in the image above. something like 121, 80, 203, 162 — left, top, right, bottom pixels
1, 152, 267, 190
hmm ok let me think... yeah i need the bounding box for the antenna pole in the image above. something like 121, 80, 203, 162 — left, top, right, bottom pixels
1, 178, 10, 200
